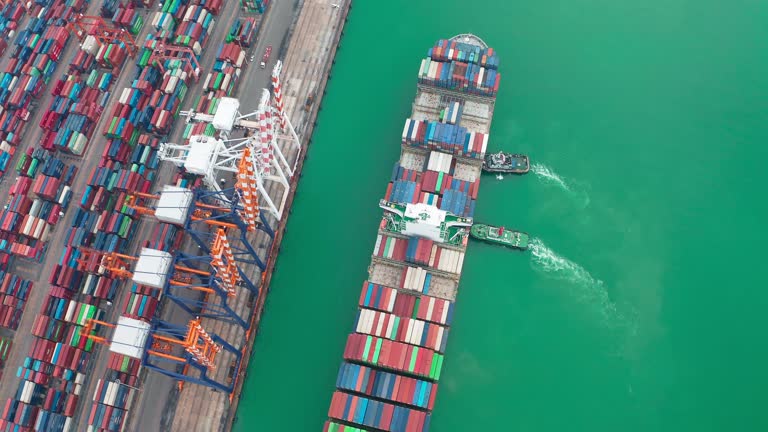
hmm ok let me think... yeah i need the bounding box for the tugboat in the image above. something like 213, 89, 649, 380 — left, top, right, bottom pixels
470, 223, 529, 250
483, 151, 530, 174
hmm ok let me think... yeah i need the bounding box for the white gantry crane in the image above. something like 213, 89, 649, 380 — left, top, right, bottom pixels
158, 61, 301, 220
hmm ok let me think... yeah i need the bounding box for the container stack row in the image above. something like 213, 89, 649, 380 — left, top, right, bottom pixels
427, 39, 499, 70
40, 69, 113, 155
226, 16, 258, 48
203, 42, 245, 95
358, 281, 454, 326
383, 157, 478, 218
0, 336, 11, 381
354, 308, 449, 353
328, 390, 431, 432
374, 234, 464, 275
0, 2, 25, 48
0, 1, 85, 177
336, 362, 437, 410
0, 160, 76, 260
173, 1, 221, 54
86, 378, 135, 432
0, 271, 33, 330
240, 0, 269, 14
402, 118, 488, 159
110, 5, 145, 35
438, 101, 462, 125
418, 56, 500, 97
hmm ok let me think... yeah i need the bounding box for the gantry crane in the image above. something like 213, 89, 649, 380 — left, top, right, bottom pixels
66, 14, 138, 57
123, 160, 272, 273
77, 234, 253, 328
160, 62, 301, 220
148, 43, 202, 82
79, 316, 241, 393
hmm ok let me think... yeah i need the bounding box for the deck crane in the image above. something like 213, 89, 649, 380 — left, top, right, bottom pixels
159, 61, 301, 220
66, 14, 138, 57
148, 43, 202, 82
79, 316, 241, 393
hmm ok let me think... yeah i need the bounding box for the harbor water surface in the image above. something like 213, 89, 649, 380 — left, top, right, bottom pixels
235, 0, 768, 430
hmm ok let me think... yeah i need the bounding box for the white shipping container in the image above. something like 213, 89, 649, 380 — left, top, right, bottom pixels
93, 380, 103, 401
21, 215, 33, 236
8, 75, 17, 91
183, 6, 194, 22
404, 267, 414, 291
418, 59, 427, 77
65, 300, 77, 322
198, 9, 208, 25
32, 219, 46, 240
29, 199, 41, 217
456, 252, 465, 274
417, 267, 427, 293
221, 74, 231, 91
410, 121, 419, 141
74, 382, 82, 396
203, 73, 212, 91
384, 314, 395, 337
93, 213, 103, 234
425, 297, 435, 322
58, 186, 72, 206
62, 417, 72, 432
481, 134, 489, 155
192, 41, 202, 57
429, 245, 438, 267
83, 274, 94, 295
402, 120, 411, 141
236, 51, 246, 68
20, 380, 32, 404
440, 302, 450, 324
373, 234, 382, 255
405, 319, 415, 345
106, 381, 117, 406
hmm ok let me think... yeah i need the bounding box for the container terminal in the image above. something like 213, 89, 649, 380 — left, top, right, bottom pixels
0, 0, 350, 430
324, 34, 500, 431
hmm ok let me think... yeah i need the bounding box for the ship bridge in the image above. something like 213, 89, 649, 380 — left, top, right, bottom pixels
379, 200, 472, 245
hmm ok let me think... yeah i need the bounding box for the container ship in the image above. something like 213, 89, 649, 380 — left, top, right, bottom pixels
324, 34, 500, 431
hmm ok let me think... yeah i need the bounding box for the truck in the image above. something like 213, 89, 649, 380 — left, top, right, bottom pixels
260, 45, 272, 69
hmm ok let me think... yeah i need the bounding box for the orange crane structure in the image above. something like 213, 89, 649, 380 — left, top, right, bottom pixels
75, 228, 251, 329
66, 14, 138, 57
79, 315, 240, 393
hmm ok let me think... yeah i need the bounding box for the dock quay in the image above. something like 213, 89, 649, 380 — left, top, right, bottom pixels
324, 34, 500, 430
0, 0, 350, 430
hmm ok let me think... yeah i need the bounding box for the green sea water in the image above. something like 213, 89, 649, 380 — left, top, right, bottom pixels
234, 0, 768, 430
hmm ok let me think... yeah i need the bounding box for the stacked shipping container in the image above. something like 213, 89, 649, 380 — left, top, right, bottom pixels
0, 271, 33, 330
0, 0, 86, 177
383, 152, 479, 218
401, 118, 489, 159
0, 0, 225, 428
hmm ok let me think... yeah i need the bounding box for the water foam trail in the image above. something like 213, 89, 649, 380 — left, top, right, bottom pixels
531, 163, 590, 208
531, 163, 571, 191
529, 238, 625, 327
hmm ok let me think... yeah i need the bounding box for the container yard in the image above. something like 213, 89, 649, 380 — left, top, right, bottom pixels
0, 0, 352, 430
322, 34, 498, 431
